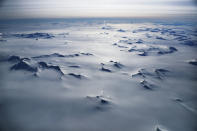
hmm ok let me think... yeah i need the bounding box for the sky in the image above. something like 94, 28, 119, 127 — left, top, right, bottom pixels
0, 0, 197, 19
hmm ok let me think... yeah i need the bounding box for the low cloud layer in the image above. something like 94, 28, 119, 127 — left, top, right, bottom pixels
0, 0, 196, 19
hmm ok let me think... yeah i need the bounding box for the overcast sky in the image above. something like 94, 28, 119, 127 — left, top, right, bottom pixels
0, 0, 196, 19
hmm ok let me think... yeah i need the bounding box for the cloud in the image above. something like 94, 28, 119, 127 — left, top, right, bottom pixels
0, 0, 5, 7
0, 0, 196, 19
193, 0, 197, 5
